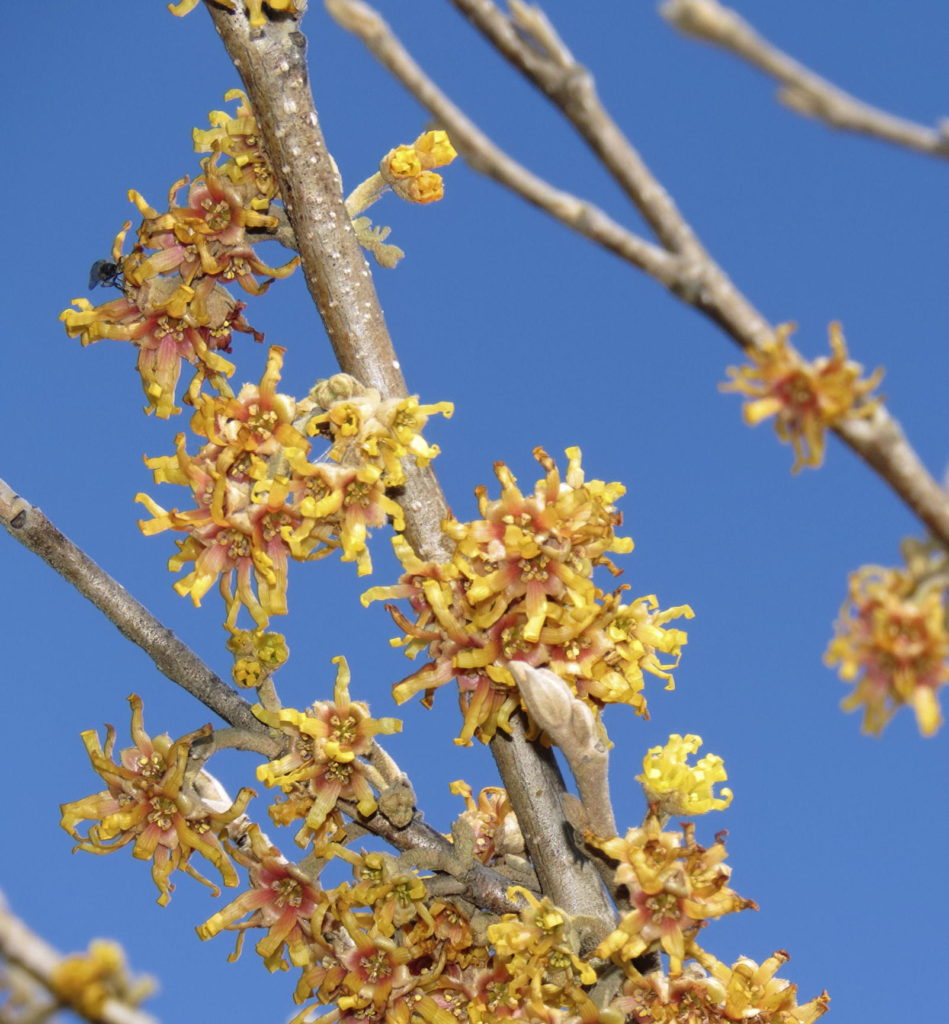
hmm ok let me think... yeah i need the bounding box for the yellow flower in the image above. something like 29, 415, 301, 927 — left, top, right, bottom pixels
384, 145, 423, 180
327, 849, 434, 939
487, 887, 596, 995
305, 381, 453, 489
254, 657, 402, 840
379, 130, 458, 205
721, 322, 883, 472
397, 171, 445, 205
226, 627, 289, 687
169, 0, 303, 28
826, 564, 949, 735
693, 948, 831, 1023
413, 130, 457, 169
296, 462, 405, 576
591, 818, 755, 975
638, 734, 733, 815
449, 780, 521, 863
193, 89, 278, 210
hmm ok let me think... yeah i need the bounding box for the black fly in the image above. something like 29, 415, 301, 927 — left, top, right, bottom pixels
88, 258, 125, 291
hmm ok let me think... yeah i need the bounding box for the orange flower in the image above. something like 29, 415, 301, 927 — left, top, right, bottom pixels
826, 564, 949, 735
196, 824, 327, 970
721, 322, 882, 472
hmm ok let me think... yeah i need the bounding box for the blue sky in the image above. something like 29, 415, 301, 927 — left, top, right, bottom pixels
3, 2, 948, 1021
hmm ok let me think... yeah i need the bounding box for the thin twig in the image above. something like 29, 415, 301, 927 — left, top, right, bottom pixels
330, 0, 949, 551
452, 0, 705, 258
326, 0, 680, 290
833, 408, 949, 545
200, 0, 618, 934
448, 0, 779, 347
662, 0, 949, 159
328, 0, 772, 348
0, 478, 266, 738
190, 726, 281, 761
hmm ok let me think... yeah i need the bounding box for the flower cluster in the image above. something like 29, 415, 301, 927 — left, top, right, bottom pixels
590, 816, 756, 976
285, 857, 605, 1024
253, 657, 403, 845
609, 950, 829, 1024
49, 940, 155, 1019
825, 561, 949, 736
59, 696, 254, 906
199, 836, 824, 1024
193, 838, 481, 1021
364, 447, 692, 744
638, 734, 733, 816
227, 626, 290, 688
721, 322, 883, 472
346, 130, 459, 267
378, 130, 458, 205
59, 709, 825, 1024
60, 90, 295, 418
291, 861, 484, 1024
136, 350, 452, 627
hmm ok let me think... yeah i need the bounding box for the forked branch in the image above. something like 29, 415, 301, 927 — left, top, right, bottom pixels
329, 0, 949, 551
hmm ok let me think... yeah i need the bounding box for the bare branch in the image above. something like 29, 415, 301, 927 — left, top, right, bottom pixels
331, 0, 949, 552
0, 478, 265, 737
328, 0, 772, 351
835, 409, 949, 545
325, 0, 680, 288
451, 0, 705, 257
662, 0, 949, 159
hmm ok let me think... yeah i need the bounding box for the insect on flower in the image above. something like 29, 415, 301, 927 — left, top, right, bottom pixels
87, 258, 125, 291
